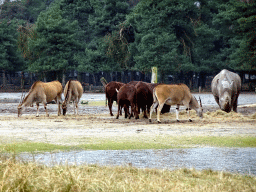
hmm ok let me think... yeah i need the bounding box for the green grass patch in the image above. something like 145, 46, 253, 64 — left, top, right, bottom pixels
172, 136, 256, 148
1, 136, 255, 153
77, 136, 256, 150
0, 142, 77, 153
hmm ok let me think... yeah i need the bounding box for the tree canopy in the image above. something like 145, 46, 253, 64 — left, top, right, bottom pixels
0, 0, 255, 84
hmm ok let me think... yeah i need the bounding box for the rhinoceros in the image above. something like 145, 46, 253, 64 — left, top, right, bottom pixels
211, 69, 241, 113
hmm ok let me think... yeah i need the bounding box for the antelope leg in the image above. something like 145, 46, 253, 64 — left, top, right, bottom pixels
186, 108, 192, 122
57, 99, 61, 116
44, 103, 49, 117
157, 103, 164, 123
176, 105, 180, 122
36, 103, 40, 117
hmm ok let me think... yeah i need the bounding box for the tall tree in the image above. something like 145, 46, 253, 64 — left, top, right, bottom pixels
0, 19, 25, 85
77, 0, 130, 73
126, 0, 201, 81
59, 0, 93, 44
214, 0, 256, 72
28, 2, 81, 81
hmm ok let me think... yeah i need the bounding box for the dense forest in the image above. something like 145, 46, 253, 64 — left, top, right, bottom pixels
0, 0, 255, 89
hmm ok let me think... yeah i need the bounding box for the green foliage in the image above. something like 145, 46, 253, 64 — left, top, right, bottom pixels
214, 0, 256, 71
126, 0, 201, 74
104, 24, 132, 69
0, 19, 25, 71
0, 0, 49, 23
0, 0, 26, 20
59, 0, 93, 44
28, 3, 81, 73
1, 0, 256, 76
77, 0, 130, 73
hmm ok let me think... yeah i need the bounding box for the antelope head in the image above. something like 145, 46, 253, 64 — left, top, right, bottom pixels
18, 93, 25, 117
62, 101, 67, 116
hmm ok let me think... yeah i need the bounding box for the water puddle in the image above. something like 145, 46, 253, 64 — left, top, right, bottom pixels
20, 147, 256, 175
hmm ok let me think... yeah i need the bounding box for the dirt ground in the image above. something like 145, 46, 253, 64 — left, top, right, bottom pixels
0, 102, 255, 146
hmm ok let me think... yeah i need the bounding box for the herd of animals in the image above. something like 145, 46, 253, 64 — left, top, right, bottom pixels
17, 69, 242, 123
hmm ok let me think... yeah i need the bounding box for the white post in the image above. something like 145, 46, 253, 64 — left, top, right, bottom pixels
151, 67, 157, 83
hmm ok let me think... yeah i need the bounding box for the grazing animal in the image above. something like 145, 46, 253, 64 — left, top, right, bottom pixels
62, 80, 83, 115
116, 84, 139, 119
145, 82, 171, 114
149, 84, 203, 123
135, 81, 153, 118
17, 81, 62, 117
211, 69, 241, 112
127, 81, 140, 86
105, 81, 125, 116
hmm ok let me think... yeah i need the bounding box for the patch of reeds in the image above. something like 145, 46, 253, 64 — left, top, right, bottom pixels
0, 154, 255, 192
250, 112, 256, 119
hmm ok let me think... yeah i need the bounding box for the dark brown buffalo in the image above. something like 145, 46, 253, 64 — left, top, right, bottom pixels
127, 81, 140, 86
135, 81, 153, 118
105, 81, 125, 116
116, 84, 139, 119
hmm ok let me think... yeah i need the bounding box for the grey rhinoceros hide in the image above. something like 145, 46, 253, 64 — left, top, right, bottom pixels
211, 69, 241, 113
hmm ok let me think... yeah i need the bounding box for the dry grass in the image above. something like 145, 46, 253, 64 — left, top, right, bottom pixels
0, 154, 255, 192
250, 112, 256, 119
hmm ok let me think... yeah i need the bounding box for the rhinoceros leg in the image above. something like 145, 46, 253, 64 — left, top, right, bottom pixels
232, 95, 238, 112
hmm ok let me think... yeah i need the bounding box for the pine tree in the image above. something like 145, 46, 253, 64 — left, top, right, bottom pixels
126, 0, 201, 81
76, 0, 130, 73
214, 0, 256, 72
28, 3, 81, 80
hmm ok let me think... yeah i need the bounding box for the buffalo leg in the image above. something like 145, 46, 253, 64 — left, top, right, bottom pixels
108, 98, 114, 116
142, 105, 148, 118
116, 103, 121, 119
130, 102, 139, 119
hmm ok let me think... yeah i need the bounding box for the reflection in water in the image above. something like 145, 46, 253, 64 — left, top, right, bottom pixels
20, 147, 256, 176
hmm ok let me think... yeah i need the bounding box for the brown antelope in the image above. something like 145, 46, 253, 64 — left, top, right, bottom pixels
18, 81, 63, 117
62, 80, 83, 115
149, 83, 203, 123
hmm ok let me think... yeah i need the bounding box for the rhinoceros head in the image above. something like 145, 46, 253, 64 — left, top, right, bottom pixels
219, 80, 233, 112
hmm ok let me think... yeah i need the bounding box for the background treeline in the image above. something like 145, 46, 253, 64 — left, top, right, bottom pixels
0, 0, 255, 90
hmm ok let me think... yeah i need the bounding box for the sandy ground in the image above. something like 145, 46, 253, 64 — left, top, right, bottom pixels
0, 102, 256, 146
